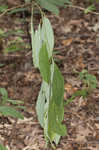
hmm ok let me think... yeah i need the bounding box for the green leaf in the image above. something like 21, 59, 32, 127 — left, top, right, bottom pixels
64, 89, 88, 106
36, 0, 71, 15
39, 43, 51, 83
84, 74, 97, 89
73, 89, 88, 97
42, 17, 54, 58
0, 5, 8, 13
84, 5, 95, 14
79, 70, 97, 91
0, 88, 8, 98
0, 144, 8, 150
0, 88, 8, 104
36, 0, 59, 15
36, 82, 46, 127
5, 42, 23, 53
0, 64, 5, 67
32, 25, 42, 68
0, 28, 5, 35
48, 100, 66, 137
16, 106, 26, 110
7, 99, 24, 105
49, 0, 71, 6
46, 63, 66, 143
25, 0, 32, 3
8, 8, 27, 14
52, 63, 64, 106
0, 106, 24, 119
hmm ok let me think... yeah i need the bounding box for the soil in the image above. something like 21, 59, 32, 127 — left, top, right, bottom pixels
0, 1, 99, 150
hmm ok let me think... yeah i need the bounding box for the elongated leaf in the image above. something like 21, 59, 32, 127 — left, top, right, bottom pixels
31, 6, 42, 68
42, 17, 54, 58
7, 99, 24, 105
8, 8, 27, 14
52, 63, 64, 106
36, 82, 46, 127
32, 25, 42, 67
48, 100, 66, 137
0, 88, 8, 104
46, 63, 66, 143
39, 43, 51, 83
31, 6, 35, 66
0, 106, 24, 119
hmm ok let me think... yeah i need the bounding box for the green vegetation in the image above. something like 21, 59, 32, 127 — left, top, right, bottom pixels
65, 70, 97, 106
0, 88, 24, 119
0, 144, 8, 150
0, 0, 98, 149
31, 15, 66, 145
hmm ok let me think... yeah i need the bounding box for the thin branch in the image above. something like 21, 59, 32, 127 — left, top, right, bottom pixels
0, 3, 31, 18
67, 4, 99, 15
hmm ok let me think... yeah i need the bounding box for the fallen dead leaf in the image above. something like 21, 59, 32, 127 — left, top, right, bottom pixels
75, 55, 85, 70
24, 71, 40, 82
69, 19, 83, 26
64, 83, 77, 95
62, 38, 73, 46
75, 126, 91, 142
95, 123, 99, 129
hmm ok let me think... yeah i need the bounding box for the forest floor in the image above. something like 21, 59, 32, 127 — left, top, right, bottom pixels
0, 0, 99, 150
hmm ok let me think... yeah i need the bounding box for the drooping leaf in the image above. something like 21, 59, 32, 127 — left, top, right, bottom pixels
52, 63, 64, 106
36, 82, 46, 127
39, 43, 51, 83
42, 17, 54, 58
48, 99, 66, 137
32, 25, 42, 68
0, 106, 24, 119
31, 6, 42, 68
46, 63, 66, 143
